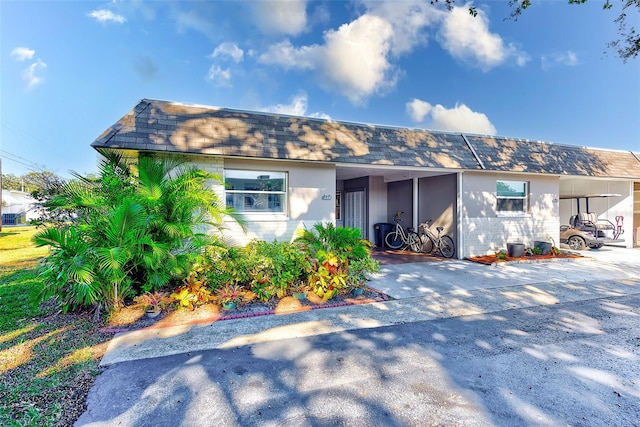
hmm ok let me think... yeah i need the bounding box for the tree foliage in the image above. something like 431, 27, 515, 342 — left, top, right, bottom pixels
34, 151, 244, 315
1, 173, 23, 191
433, 0, 639, 61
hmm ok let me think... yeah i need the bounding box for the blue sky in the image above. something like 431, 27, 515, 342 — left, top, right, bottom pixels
1, 0, 639, 178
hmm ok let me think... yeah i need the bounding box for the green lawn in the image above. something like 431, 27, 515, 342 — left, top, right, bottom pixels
0, 226, 112, 426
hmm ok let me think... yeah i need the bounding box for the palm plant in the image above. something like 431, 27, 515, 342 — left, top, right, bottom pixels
295, 222, 373, 264
35, 150, 244, 315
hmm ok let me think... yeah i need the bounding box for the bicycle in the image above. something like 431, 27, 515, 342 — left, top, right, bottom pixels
384, 211, 421, 250
412, 220, 456, 258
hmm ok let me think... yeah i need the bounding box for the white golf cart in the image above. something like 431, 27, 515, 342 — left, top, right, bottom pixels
559, 194, 625, 250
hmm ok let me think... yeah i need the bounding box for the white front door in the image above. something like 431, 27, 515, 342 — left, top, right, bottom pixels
345, 190, 365, 237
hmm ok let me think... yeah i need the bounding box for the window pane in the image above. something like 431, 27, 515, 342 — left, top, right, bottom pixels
224, 170, 287, 213
497, 198, 524, 212
225, 170, 285, 191
497, 181, 526, 197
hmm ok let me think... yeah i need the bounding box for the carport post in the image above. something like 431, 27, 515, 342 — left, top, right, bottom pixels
457, 172, 463, 260
413, 177, 419, 232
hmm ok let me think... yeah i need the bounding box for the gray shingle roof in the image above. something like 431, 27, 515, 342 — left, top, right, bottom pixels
92, 99, 640, 179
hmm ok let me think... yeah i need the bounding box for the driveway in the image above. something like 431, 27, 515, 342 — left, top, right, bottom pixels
76, 247, 640, 426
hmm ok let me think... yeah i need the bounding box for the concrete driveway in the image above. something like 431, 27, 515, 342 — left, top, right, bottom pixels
76, 247, 640, 426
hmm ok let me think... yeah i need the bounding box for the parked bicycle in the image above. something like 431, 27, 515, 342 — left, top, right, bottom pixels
384, 211, 421, 250
412, 220, 456, 258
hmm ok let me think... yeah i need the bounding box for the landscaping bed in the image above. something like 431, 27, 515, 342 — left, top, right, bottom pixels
103, 286, 391, 332
467, 252, 583, 265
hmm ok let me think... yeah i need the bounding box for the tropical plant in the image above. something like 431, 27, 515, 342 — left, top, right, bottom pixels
296, 223, 376, 300
307, 252, 348, 300
134, 291, 170, 312
170, 272, 212, 310
215, 284, 243, 305
34, 150, 243, 316
295, 223, 373, 266
346, 256, 380, 290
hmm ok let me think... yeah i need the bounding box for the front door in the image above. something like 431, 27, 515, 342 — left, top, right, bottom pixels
345, 190, 366, 238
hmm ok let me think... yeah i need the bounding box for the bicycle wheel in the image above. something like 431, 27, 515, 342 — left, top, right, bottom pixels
385, 230, 404, 249
408, 232, 422, 252
421, 235, 435, 254
439, 235, 455, 258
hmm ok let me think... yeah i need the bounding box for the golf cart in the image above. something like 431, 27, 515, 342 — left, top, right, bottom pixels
559, 194, 625, 250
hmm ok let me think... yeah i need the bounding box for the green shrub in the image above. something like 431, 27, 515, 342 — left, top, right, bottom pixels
296, 223, 374, 300
347, 257, 380, 289
294, 222, 373, 264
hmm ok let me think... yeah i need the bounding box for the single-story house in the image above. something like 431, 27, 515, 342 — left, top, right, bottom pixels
1, 189, 39, 225
91, 99, 640, 258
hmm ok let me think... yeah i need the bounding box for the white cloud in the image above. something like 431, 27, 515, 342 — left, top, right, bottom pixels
174, 9, 214, 38
254, 0, 308, 36
88, 9, 126, 24
261, 93, 331, 120
258, 2, 441, 105
438, 5, 528, 71
11, 47, 35, 61
259, 40, 317, 69
406, 98, 432, 122
258, 14, 398, 104
363, 0, 442, 56
320, 15, 396, 104
210, 42, 244, 63
541, 51, 579, 70
23, 58, 47, 90
406, 98, 497, 135
206, 65, 232, 87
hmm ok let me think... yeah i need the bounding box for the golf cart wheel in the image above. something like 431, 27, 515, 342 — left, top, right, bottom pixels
567, 236, 586, 251
588, 244, 603, 249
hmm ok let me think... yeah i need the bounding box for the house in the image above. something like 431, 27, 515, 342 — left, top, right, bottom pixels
1, 190, 39, 225
92, 99, 640, 258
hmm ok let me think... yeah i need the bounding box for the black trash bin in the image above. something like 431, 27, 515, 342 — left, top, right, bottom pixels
374, 223, 394, 248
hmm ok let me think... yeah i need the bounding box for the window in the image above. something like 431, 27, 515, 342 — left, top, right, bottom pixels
224, 170, 287, 213
496, 180, 528, 213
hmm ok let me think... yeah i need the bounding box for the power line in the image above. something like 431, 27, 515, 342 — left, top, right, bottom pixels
0, 150, 39, 171
0, 149, 39, 167
0, 148, 40, 165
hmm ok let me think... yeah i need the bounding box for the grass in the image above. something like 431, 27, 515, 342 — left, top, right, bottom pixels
0, 226, 112, 426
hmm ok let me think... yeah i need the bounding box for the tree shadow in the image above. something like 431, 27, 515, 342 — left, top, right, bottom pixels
77, 293, 640, 426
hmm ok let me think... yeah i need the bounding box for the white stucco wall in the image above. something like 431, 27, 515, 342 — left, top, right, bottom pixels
460, 172, 560, 257
194, 156, 336, 245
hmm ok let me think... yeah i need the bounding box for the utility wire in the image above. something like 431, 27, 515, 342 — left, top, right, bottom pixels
0, 150, 40, 171
0, 154, 39, 171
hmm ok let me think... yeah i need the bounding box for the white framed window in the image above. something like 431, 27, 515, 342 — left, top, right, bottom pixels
224, 170, 287, 213
496, 180, 528, 214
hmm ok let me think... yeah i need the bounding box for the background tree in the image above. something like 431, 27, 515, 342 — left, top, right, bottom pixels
1, 173, 23, 191
434, 0, 639, 61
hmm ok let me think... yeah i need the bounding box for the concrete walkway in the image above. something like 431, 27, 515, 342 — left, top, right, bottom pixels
100, 246, 640, 366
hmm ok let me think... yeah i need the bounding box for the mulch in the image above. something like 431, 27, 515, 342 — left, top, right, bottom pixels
101, 287, 392, 333
466, 253, 583, 265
